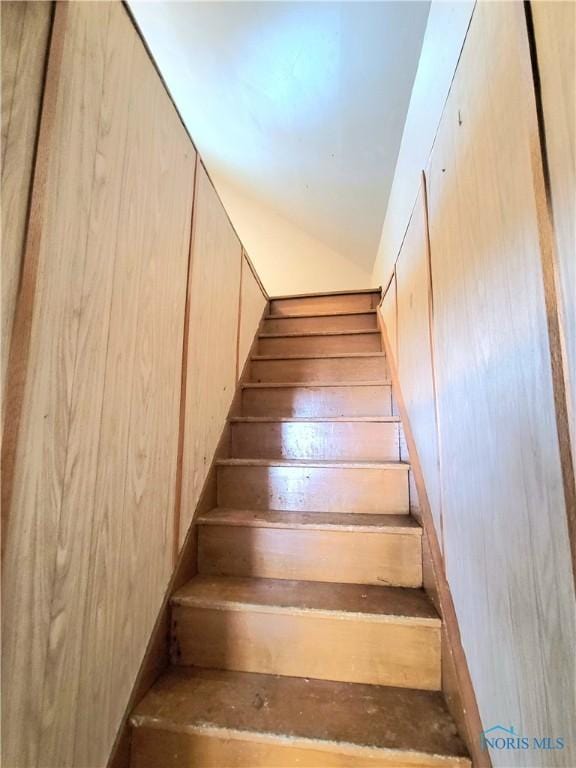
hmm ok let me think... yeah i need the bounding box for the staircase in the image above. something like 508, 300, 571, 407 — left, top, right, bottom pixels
129, 290, 470, 767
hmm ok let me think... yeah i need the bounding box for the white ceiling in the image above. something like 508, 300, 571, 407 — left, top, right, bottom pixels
129, 1, 430, 272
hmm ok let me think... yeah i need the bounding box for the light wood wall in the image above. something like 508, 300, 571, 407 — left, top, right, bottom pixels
1, 3, 267, 767
1, 1, 52, 420
395, 184, 442, 549
531, 1, 576, 468
238, 252, 268, 374
381, 3, 576, 766
179, 164, 242, 547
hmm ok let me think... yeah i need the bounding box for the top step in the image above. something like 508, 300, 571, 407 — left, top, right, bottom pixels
269, 289, 381, 317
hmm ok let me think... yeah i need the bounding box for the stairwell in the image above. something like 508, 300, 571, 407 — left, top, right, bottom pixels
128, 289, 470, 767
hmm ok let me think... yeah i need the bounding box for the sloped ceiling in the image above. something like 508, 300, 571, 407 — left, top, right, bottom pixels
129, 1, 430, 272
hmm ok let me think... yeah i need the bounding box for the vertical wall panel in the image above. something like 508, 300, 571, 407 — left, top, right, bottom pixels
531, 1, 576, 466
1, 4, 195, 767
1, 1, 52, 420
180, 165, 242, 547
426, 3, 576, 766
381, 272, 397, 361
395, 185, 443, 549
238, 253, 267, 374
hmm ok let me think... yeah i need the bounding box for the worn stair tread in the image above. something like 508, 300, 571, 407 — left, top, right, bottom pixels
259, 329, 381, 339
252, 352, 387, 360
131, 667, 469, 763
217, 457, 409, 469
271, 288, 381, 300
198, 508, 420, 534
229, 415, 400, 423
264, 308, 377, 320
171, 575, 439, 625
241, 380, 389, 388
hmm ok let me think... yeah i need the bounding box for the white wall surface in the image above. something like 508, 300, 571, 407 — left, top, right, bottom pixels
128, 1, 429, 294
215, 176, 372, 296
371, 1, 475, 289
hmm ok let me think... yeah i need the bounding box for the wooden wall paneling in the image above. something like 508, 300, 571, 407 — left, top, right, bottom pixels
238, 251, 268, 374
426, 3, 576, 764
380, 271, 397, 364
529, 0, 576, 580
2, 3, 196, 766
79, 28, 194, 768
108, 291, 267, 768
530, 0, 575, 461
395, 182, 443, 550
2, 4, 113, 764
180, 164, 242, 547
379, 308, 487, 768
1, 1, 52, 420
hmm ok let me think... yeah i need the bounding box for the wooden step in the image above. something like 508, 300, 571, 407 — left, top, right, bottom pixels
197, 508, 422, 586
216, 459, 410, 514
258, 330, 382, 355
240, 382, 393, 417
250, 353, 388, 383
229, 416, 401, 461
262, 310, 378, 334
130, 668, 470, 768
170, 576, 441, 690
269, 289, 381, 317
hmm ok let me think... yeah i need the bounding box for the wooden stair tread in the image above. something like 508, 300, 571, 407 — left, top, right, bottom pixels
131, 667, 469, 763
198, 508, 421, 534
241, 380, 389, 388
259, 329, 381, 338
264, 308, 377, 319
171, 575, 439, 625
217, 458, 409, 469
229, 415, 400, 423
270, 288, 381, 300
252, 352, 387, 360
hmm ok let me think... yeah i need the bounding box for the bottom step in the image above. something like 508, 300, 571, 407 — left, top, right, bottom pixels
131, 668, 470, 768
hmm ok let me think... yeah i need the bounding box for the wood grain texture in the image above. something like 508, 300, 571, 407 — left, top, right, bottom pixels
217, 461, 409, 514
180, 164, 242, 546
1, 4, 195, 766
381, 272, 397, 362
229, 418, 400, 461
131, 728, 469, 768
262, 311, 377, 334
198, 523, 422, 586
531, 1, 575, 463
238, 252, 267, 374
250, 354, 388, 383
130, 668, 470, 768
258, 331, 381, 356
394, 184, 443, 549
171, 577, 440, 689
241, 383, 393, 417
426, 3, 576, 764
269, 291, 380, 316
1, 1, 52, 421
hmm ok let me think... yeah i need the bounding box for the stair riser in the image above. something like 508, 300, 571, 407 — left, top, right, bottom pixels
131, 728, 467, 768
217, 465, 409, 514
250, 356, 388, 383
258, 333, 381, 356
241, 385, 393, 417
198, 526, 422, 586
230, 421, 400, 461
172, 605, 441, 690
270, 292, 380, 316
262, 312, 378, 334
